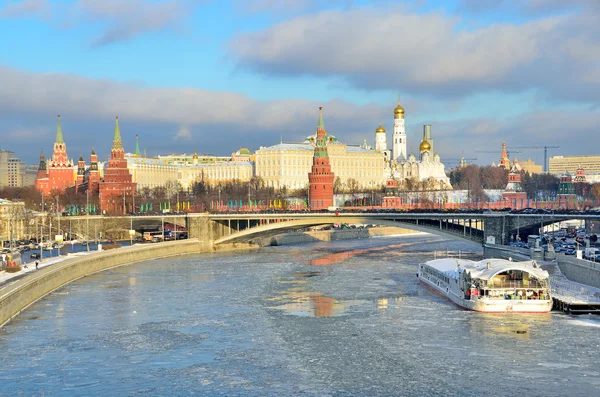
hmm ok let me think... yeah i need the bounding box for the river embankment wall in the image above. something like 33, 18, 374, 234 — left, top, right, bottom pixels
0, 239, 256, 327
258, 226, 419, 246
555, 256, 600, 289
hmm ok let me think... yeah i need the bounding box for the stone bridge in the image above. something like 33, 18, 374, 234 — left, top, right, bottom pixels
189, 212, 600, 247
46, 212, 600, 247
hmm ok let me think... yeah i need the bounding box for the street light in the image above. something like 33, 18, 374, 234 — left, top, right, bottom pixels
86, 189, 90, 252
218, 187, 221, 212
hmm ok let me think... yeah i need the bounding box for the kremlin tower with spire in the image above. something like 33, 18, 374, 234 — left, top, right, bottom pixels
88, 147, 101, 194
498, 142, 510, 169
35, 115, 75, 195
99, 117, 136, 214
308, 107, 335, 210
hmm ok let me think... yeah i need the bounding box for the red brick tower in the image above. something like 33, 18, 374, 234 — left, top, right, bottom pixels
308, 107, 335, 210
34, 149, 49, 194
75, 155, 86, 193
35, 115, 74, 195
99, 117, 136, 214
574, 164, 586, 182
502, 162, 527, 208
498, 142, 510, 169
88, 147, 100, 194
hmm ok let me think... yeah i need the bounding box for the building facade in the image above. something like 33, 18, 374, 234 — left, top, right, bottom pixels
391, 125, 451, 189
549, 155, 600, 181
256, 132, 384, 191
519, 158, 543, 174
0, 150, 26, 188
0, 198, 26, 242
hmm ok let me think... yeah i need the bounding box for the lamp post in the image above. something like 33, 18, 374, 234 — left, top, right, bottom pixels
86, 189, 90, 252
218, 188, 221, 212
48, 211, 52, 258
56, 196, 61, 257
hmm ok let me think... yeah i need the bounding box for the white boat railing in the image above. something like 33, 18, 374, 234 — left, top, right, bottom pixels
550, 276, 600, 303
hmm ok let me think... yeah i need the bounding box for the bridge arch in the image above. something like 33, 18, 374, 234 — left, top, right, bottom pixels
213, 216, 483, 245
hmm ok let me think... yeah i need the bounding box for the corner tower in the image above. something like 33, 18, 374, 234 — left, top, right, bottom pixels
308, 107, 335, 210
392, 96, 407, 161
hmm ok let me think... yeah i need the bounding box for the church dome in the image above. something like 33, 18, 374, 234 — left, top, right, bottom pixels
408, 153, 416, 162
434, 153, 440, 162
376, 123, 386, 134
394, 102, 405, 118
419, 139, 431, 152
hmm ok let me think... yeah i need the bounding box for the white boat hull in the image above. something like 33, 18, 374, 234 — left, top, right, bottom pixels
419, 275, 552, 313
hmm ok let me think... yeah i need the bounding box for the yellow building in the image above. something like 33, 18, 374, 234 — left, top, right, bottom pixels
519, 158, 543, 174
0, 198, 26, 241
126, 155, 179, 190
255, 137, 385, 190
178, 161, 254, 190
549, 155, 600, 181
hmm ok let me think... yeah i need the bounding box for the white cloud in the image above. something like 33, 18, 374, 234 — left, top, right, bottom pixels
0, 0, 198, 46
229, 7, 600, 103
234, 0, 354, 15
0, 0, 51, 19
174, 125, 192, 140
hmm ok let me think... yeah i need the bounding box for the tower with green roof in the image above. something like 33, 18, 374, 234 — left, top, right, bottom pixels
308, 107, 335, 210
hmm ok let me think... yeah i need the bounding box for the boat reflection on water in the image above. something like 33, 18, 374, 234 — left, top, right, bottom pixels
268, 288, 364, 317
468, 313, 552, 341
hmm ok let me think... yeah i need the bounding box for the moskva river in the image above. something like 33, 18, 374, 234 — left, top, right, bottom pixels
1, 234, 599, 396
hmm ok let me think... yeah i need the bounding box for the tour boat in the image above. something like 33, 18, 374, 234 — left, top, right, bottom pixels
417, 258, 552, 313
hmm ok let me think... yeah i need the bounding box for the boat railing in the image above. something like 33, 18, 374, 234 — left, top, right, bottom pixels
483, 279, 545, 289
472, 293, 551, 301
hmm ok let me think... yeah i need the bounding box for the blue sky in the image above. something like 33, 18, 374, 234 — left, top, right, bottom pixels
1, 0, 598, 167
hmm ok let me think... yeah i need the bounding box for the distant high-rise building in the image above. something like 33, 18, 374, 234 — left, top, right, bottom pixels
0, 150, 25, 187
519, 158, 543, 174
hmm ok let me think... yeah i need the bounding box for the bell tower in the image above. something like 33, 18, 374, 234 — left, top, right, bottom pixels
392, 96, 406, 161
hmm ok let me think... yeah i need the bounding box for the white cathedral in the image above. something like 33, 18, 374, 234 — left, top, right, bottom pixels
375, 99, 452, 189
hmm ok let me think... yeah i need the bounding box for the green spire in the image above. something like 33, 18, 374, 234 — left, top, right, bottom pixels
55, 114, 64, 144
135, 134, 141, 156
318, 106, 324, 129
113, 116, 122, 143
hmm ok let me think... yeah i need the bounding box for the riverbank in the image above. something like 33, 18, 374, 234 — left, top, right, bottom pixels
257, 226, 419, 246
0, 239, 257, 327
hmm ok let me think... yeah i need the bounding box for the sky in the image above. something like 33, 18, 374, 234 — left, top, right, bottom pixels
0, 0, 598, 168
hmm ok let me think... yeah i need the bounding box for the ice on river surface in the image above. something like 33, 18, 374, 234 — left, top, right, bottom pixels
1, 234, 599, 396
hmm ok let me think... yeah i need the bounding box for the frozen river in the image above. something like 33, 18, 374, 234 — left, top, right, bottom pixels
1, 234, 599, 396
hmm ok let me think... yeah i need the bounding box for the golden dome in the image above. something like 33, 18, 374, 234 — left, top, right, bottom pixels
419, 139, 431, 152
376, 123, 386, 134
394, 97, 405, 119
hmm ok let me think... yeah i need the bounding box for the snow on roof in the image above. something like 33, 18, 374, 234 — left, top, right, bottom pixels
426, 258, 549, 280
